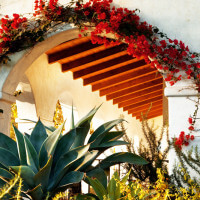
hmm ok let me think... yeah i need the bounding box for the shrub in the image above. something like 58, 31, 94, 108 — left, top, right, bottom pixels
75, 169, 200, 200
116, 117, 169, 183
0, 106, 147, 199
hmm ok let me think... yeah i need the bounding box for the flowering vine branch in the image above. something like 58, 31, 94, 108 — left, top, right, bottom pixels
0, 0, 199, 148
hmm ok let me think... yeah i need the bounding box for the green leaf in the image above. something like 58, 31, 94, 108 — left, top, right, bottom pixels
96, 140, 129, 148
11, 165, 35, 188
76, 105, 101, 128
0, 132, 18, 157
55, 144, 90, 177
107, 173, 121, 200
71, 104, 75, 129
53, 128, 76, 165
51, 144, 90, 189
21, 118, 56, 134
0, 168, 14, 180
75, 193, 99, 200
100, 131, 124, 144
39, 122, 65, 168
121, 170, 131, 183
88, 119, 124, 144
24, 135, 39, 173
86, 168, 107, 189
57, 171, 84, 189
99, 152, 148, 169
71, 126, 90, 149
0, 163, 7, 170
87, 177, 107, 200
0, 178, 6, 187
29, 120, 48, 154
0, 147, 20, 167
13, 126, 27, 165
25, 133, 30, 138
74, 150, 99, 171
45, 126, 56, 133
27, 184, 43, 200
34, 156, 53, 191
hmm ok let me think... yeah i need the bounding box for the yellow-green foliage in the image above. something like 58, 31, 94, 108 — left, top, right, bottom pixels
0, 169, 22, 199
53, 100, 64, 129
126, 169, 200, 200
1, 168, 199, 200
10, 103, 18, 140
76, 169, 200, 200
52, 191, 69, 200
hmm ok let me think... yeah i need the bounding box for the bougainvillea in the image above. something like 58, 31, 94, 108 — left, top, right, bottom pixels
0, 0, 199, 148
0, 0, 200, 88
175, 131, 195, 150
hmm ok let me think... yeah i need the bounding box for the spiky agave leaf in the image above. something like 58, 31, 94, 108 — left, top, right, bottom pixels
39, 122, 65, 168
0, 106, 148, 200
13, 126, 27, 165
29, 120, 48, 154
0, 132, 18, 157
71, 106, 101, 149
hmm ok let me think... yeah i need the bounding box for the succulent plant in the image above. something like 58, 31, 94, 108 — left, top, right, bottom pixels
0, 106, 148, 199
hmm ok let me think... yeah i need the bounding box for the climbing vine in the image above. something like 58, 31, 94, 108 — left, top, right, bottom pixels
0, 0, 199, 147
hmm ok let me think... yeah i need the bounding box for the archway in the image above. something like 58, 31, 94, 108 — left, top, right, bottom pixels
0, 25, 164, 144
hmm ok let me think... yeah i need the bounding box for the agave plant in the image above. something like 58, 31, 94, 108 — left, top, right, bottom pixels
0, 106, 147, 199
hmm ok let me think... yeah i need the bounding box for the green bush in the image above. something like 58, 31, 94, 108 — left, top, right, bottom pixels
118, 118, 169, 183
75, 169, 200, 200
0, 106, 147, 199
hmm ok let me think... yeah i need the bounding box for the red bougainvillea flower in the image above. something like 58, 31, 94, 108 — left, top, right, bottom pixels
184, 141, 189, 146
173, 39, 178, 45
188, 117, 193, 124
188, 126, 194, 131
174, 130, 195, 149
13, 13, 20, 19
84, 11, 90, 16
3, 37, 11, 42
179, 131, 185, 138
185, 134, 190, 140
169, 81, 175, 86
191, 135, 195, 140
98, 12, 106, 20
191, 54, 195, 58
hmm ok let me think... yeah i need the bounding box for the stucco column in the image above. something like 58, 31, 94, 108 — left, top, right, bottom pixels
164, 79, 200, 176
0, 92, 16, 136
